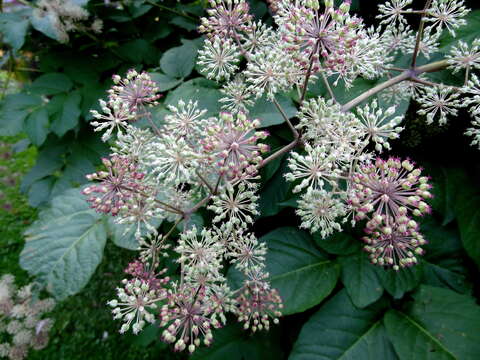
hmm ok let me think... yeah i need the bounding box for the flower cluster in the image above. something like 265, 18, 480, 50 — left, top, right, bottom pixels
85, 0, 480, 354
33, 0, 102, 43
0, 275, 55, 360
91, 70, 161, 141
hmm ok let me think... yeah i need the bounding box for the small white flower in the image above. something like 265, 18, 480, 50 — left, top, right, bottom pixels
296, 188, 346, 238
377, 0, 413, 25
356, 99, 404, 152
417, 85, 463, 125
425, 0, 469, 37
165, 100, 208, 140
208, 181, 259, 224
198, 36, 240, 81
446, 39, 480, 76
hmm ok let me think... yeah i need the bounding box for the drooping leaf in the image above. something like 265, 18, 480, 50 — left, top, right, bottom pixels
290, 290, 395, 360
20, 188, 107, 299
51, 91, 82, 137
263, 227, 339, 315
384, 285, 480, 360
160, 42, 197, 78
31, 9, 66, 42
0, 11, 30, 51
24, 107, 49, 146
339, 252, 384, 308
375, 265, 423, 299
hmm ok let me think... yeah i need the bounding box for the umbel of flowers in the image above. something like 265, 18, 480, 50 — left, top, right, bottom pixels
0, 275, 55, 360
83, 0, 480, 354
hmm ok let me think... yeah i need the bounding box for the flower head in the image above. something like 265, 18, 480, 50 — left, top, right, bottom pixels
83, 156, 148, 216
109, 69, 161, 113
348, 157, 432, 228
202, 112, 268, 181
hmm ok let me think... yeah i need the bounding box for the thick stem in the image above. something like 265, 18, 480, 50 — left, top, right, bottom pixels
341, 60, 448, 112
273, 98, 298, 139
259, 139, 300, 169
411, 0, 433, 68
300, 42, 319, 103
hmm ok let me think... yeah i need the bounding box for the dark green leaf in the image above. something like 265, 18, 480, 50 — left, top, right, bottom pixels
169, 16, 198, 31
24, 107, 49, 146
160, 42, 197, 78
339, 252, 384, 308
150, 72, 183, 92
192, 322, 282, 360
0, 11, 30, 51
421, 217, 472, 294
263, 227, 339, 315
30, 73, 73, 95
249, 94, 297, 128
0, 93, 42, 136
27, 177, 55, 207
290, 290, 395, 360
259, 160, 290, 218
165, 78, 222, 118
51, 91, 82, 137
375, 265, 423, 299
314, 231, 361, 256
117, 39, 159, 64
384, 285, 480, 360
456, 194, 480, 268
20, 188, 107, 299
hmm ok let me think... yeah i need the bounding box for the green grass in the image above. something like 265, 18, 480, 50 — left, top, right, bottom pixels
0, 137, 184, 360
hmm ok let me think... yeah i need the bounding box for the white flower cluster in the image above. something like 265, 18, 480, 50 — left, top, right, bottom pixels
33, 0, 102, 43
0, 275, 55, 360
85, 0, 480, 354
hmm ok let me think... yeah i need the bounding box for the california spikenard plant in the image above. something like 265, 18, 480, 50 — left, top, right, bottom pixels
81, 0, 480, 354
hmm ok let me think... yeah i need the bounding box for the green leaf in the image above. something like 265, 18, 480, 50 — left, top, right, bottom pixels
117, 39, 159, 64
0, 93, 42, 136
169, 16, 197, 31
375, 265, 423, 299
24, 107, 49, 146
456, 194, 480, 268
263, 227, 339, 315
290, 290, 395, 360
149, 72, 183, 92
27, 177, 55, 207
339, 252, 384, 308
20, 188, 107, 299
107, 217, 162, 250
21, 140, 67, 192
51, 91, 82, 137
258, 159, 290, 218
165, 78, 222, 117
384, 285, 480, 360
29, 73, 73, 95
0, 11, 30, 51
421, 217, 472, 294
31, 9, 65, 42
249, 94, 297, 128
439, 10, 480, 50
314, 231, 362, 256
191, 322, 282, 360
160, 42, 197, 78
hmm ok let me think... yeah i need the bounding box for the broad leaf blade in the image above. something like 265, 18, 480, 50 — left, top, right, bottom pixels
339, 252, 384, 308
20, 189, 107, 299
263, 227, 339, 315
289, 290, 395, 360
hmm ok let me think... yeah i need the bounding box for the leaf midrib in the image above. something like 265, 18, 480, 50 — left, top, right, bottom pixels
396, 311, 457, 359
269, 260, 333, 282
